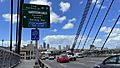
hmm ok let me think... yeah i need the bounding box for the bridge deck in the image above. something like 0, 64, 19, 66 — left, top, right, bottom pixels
15, 60, 35, 68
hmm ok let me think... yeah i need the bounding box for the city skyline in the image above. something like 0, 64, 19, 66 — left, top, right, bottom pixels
0, 0, 120, 49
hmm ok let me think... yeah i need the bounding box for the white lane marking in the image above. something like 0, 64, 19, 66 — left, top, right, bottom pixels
77, 62, 85, 65
88, 61, 96, 62
60, 64, 67, 67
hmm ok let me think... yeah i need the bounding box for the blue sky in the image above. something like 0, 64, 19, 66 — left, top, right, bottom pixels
0, 0, 120, 49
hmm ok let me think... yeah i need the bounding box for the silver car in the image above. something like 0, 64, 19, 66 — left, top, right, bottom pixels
94, 55, 120, 68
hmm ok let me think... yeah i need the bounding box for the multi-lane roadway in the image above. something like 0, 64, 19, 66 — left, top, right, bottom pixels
43, 57, 107, 68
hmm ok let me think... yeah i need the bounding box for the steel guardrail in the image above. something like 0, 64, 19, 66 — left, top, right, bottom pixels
0, 47, 21, 68
38, 59, 51, 68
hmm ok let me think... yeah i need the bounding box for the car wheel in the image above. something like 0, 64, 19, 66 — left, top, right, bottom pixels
74, 58, 76, 61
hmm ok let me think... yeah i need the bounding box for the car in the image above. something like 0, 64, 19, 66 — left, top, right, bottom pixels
41, 56, 47, 60
56, 54, 69, 63
75, 53, 84, 58
49, 56, 55, 60
67, 53, 76, 61
94, 55, 120, 68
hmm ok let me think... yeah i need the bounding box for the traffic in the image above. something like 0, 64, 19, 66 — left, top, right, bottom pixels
40, 51, 120, 68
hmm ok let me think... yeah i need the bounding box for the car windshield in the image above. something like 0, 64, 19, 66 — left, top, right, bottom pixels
1, 0, 119, 68
68, 53, 74, 56
60, 54, 67, 56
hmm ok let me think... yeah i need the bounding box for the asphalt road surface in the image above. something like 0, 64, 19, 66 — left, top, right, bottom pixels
42, 57, 107, 68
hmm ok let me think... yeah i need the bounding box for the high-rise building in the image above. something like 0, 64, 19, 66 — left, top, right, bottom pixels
43, 42, 46, 49
47, 44, 50, 49
66, 45, 70, 50
58, 45, 61, 50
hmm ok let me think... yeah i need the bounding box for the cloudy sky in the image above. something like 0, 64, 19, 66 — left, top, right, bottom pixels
0, 0, 120, 49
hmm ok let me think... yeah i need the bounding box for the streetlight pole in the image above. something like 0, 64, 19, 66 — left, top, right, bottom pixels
17, 0, 24, 54
2, 39, 4, 47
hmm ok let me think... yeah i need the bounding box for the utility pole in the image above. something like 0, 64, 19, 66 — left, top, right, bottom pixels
10, 0, 13, 51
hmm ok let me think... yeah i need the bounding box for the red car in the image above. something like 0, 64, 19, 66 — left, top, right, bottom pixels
56, 54, 69, 63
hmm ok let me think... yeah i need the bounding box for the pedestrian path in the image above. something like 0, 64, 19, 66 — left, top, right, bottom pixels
15, 60, 35, 68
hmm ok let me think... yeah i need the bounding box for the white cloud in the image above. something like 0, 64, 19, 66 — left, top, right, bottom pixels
0, 0, 4, 2
0, 40, 36, 48
52, 29, 58, 32
92, 0, 100, 4
30, 0, 66, 23
43, 34, 120, 49
69, 18, 76, 23
43, 35, 87, 47
96, 4, 106, 9
100, 26, 120, 37
62, 18, 76, 30
43, 35, 102, 49
50, 12, 59, 23
43, 35, 74, 46
108, 19, 120, 25
100, 26, 120, 47
100, 26, 111, 33
117, 21, 120, 24
62, 23, 74, 29
50, 12, 66, 23
59, 2, 70, 13
80, 1, 83, 4
108, 18, 116, 22
95, 39, 102, 42
30, 0, 52, 6
2, 14, 18, 23
118, 10, 120, 13
59, 16, 66, 23
92, 0, 106, 9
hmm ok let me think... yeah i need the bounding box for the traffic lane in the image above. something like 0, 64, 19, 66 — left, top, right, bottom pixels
43, 60, 84, 68
76, 57, 106, 63
43, 60, 68, 68
42, 57, 106, 68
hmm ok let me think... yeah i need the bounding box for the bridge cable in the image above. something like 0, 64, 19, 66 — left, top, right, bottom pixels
101, 15, 120, 50
90, 0, 115, 50
81, 0, 105, 50
76, 0, 98, 49
71, 0, 92, 52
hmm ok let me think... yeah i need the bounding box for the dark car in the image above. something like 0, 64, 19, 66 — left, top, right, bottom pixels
56, 54, 69, 63
94, 55, 120, 68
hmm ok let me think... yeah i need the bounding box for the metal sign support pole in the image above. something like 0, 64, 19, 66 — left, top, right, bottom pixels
35, 28, 39, 65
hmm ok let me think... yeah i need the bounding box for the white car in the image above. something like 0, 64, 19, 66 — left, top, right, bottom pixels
49, 56, 55, 60
67, 53, 76, 61
75, 53, 84, 58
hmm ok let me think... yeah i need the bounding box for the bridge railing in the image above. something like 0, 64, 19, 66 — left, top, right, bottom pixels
0, 47, 20, 68
83, 49, 120, 57
38, 59, 51, 68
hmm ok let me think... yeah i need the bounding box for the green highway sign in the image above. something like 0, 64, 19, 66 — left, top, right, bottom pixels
22, 4, 50, 28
